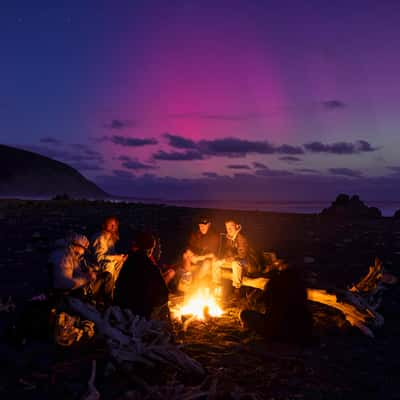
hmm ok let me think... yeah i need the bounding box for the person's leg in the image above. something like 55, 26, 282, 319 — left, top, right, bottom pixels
198, 258, 212, 281
212, 261, 222, 287
239, 309, 268, 336
231, 260, 243, 288
91, 272, 113, 305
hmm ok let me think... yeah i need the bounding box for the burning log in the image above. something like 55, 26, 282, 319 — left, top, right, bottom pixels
221, 258, 395, 337
67, 298, 205, 378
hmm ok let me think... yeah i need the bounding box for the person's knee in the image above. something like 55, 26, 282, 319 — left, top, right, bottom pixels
239, 309, 252, 327
232, 260, 241, 270
102, 271, 113, 283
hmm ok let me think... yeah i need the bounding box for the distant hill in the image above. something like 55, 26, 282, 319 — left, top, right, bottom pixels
0, 144, 107, 199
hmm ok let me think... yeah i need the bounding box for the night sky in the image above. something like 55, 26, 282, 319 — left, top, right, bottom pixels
2, 1, 400, 201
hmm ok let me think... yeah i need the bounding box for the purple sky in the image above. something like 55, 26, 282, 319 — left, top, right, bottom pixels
2, 1, 400, 201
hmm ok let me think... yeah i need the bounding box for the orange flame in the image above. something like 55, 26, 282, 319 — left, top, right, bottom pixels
173, 288, 223, 320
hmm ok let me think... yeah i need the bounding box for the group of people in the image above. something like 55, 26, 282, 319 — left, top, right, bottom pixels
49, 216, 169, 319
182, 216, 259, 296
48, 214, 313, 344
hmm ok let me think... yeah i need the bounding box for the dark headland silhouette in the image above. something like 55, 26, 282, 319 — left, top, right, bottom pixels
0, 144, 107, 199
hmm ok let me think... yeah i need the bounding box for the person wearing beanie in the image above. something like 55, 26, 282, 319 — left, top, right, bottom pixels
114, 231, 169, 319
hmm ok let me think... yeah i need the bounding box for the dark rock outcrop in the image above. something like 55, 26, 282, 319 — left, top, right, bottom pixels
321, 193, 382, 218
0, 144, 107, 199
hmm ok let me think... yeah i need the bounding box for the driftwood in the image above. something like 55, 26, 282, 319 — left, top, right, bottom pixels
221, 258, 394, 337
67, 298, 205, 378
80, 360, 100, 400
0, 296, 16, 313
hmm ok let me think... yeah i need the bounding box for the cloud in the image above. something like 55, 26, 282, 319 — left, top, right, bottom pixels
18, 143, 105, 174
109, 135, 158, 147
198, 137, 305, 157
275, 145, 304, 155
304, 140, 378, 154
163, 133, 197, 149
69, 162, 103, 171
153, 150, 204, 161
163, 134, 305, 158
357, 140, 378, 152
227, 164, 251, 170
104, 119, 136, 130
253, 162, 268, 169
40, 137, 62, 145
328, 168, 363, 177
91, 156, 400, 209
199, 137, 274, 156
202, 172, 219, 178
322, 100, 346, 109
121, 159, 157, 171
95, 169, 400, 203
387, 166, 400, 173
255, 167, 293, 177
112, 169, 135, 179
279, 156, 302, 162
296, 168, 319, 174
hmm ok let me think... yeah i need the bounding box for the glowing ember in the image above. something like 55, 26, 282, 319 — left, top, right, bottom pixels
173, 288, 223, 320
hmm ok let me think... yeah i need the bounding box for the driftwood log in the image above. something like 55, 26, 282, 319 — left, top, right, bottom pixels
221, 258, 393, 337
67, 298, 205, 377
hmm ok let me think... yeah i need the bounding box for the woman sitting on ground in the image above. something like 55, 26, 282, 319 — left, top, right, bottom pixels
239, 267, 313, 344
114, 232, 169, 319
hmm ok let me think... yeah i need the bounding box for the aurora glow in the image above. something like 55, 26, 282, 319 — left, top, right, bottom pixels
2, 1, 400, 201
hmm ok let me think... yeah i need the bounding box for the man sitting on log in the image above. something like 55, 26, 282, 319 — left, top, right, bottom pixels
182, 216, 219, 284
114, 232, 169, 320
239, 267, 313, 344
212, 219, 258, 297
49, 233, 113, 307
90, 216, 128, 287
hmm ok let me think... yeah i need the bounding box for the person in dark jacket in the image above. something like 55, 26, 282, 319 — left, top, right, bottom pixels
182, 216, 219, 282
239, 268, 313, 345
212, 219, 258, 295
114, 232, 169, 319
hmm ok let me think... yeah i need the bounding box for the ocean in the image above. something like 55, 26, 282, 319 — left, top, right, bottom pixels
120, 198, 400, 217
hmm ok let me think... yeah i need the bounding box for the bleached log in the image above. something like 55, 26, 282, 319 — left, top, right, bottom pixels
220, 260, 392, 337
0, 296, 16, 313
67, 297, 205, 377
80, 360, 100, 400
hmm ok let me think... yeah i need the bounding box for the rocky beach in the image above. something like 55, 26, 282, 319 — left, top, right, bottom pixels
0, 198, 399, 399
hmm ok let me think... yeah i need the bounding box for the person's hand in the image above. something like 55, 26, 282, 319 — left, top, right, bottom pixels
88, 271, 97, 282
214, 258, 224, 267
117, 254, 128, 261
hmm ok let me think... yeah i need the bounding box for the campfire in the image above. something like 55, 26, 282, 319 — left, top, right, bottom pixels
171, 287, 223, 321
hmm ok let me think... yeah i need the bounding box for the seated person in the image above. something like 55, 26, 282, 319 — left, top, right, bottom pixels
212, 219, 258, 296
90, 216, 128, 285
239, 268, 313, 345
48, 233, 113, 307
131, 232, 176, 285
114, 232, 169, 320
182, 216, 219, 283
